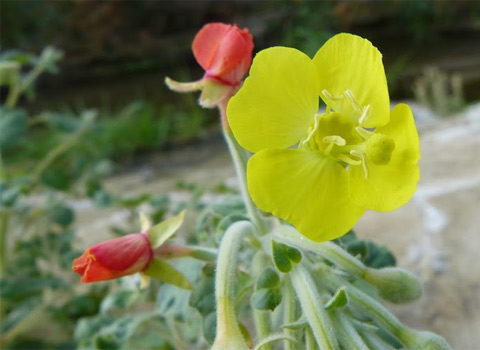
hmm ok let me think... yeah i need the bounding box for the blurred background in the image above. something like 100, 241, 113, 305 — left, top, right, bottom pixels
1, 1, 479, 349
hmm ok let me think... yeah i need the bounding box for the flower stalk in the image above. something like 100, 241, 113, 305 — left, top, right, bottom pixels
211, 221, 254, 350
290, 264, 339, 350
219, 100, 267, 235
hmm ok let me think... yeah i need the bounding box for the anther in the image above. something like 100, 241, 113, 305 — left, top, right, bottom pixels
322, 89, 343, 102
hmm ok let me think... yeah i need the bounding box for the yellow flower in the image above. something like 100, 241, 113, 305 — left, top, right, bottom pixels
227, 33, 420, 242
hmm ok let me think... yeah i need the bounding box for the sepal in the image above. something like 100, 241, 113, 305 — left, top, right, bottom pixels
142, 257, 192, 290
147, 210, 185, 248
199, 79, 234, 108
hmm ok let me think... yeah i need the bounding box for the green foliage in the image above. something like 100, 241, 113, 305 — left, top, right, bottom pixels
251, 288, 282, 312
0, 108, 27, 151
256, 267, 280, 290
272, 241, 302, 273
324, 287, 348, 310
335, 230, 396, 269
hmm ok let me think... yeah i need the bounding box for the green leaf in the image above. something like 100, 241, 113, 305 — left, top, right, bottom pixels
1, 299, 42, 334
0, 181, 21, 207
100, 289, 140, 314
143, 257, 192, 290
335, 230, 396, 268
324, 287, 348, 309
148, 210, 185, 248
203, 312, 216, 344
251, 288, 282, 311
0, 107, 27, 151
189, 264, 215, 316
364, 242, 396, 268
48, 205, 75, 227
256, 267, 280, 290
272, 241, 302, 273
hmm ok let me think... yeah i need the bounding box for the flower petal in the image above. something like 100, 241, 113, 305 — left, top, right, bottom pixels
313, 33, 389, 127
192, 23, 231, 71
91, 233, 152, 271
349, 104, 420, 211
248, 149, 365, 241
228, 47, 319, 152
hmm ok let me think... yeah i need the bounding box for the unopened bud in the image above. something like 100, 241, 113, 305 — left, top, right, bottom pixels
400, 329, 451, 350
364, 267, 422, 304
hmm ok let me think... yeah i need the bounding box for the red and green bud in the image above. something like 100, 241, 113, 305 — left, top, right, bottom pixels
165, 22, 254, 109
192, 22, 253, 87
72, 233, 153, 283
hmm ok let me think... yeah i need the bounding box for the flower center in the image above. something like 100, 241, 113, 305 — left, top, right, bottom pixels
300, 89, 395, 178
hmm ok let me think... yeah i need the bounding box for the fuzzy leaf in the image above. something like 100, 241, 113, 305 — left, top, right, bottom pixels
256, 267, 280, 290
272, 241, 302, 272
251, 288, 282, 311
324, 287, 348, 309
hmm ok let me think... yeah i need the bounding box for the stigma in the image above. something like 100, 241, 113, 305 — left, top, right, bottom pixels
300, 89, 395, 179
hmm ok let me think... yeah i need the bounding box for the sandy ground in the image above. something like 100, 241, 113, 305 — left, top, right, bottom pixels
75, 102, 480, 349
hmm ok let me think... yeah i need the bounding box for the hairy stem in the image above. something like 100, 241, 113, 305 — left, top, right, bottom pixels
290, 264, 339, 350
211, 221, 254, 350
218, 99, 267, 235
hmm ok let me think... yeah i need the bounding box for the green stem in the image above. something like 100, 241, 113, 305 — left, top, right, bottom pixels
254, 311, 272, 350
361, 332, 399, 350
218, 100, 267, 235
275, 226, 365, 276
305, 327, 318, 350
5, 62, 45, 108
251, 252, 272, 350
32, 135, 79, 183
211, 221, 254, 350
318, 264, 406, 341
290, 264, 339, 350
0, 211, 9, 278
283, 276, 297, 350
329, 310, 369, 350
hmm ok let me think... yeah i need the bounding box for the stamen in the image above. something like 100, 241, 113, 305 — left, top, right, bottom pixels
344, 89, 362, 114
355, 126, 374, 140
350, 150, 369, 179
338, 154, 362, 166
322, 135, 346, 146
302, 113, 321, 146
358, 105, 371, 125
324, 142, 334, 155
321, 89, 343, 102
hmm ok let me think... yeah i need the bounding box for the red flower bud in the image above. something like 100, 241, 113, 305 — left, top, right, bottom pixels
72, 233, 153, 283
192, 23, 253, 86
